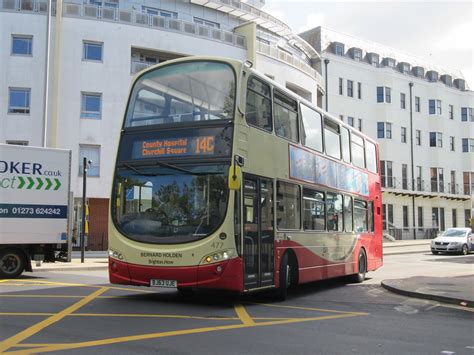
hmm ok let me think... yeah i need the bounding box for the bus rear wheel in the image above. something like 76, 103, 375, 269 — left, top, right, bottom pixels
0, 249, 25, 279
348, 249, 366, 283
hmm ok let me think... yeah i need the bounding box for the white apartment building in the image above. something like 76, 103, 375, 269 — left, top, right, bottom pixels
301, 27, 474, 239
1, 0, 324, 249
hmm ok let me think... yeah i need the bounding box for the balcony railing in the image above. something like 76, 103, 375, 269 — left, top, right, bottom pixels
61, 3, 246, 49
130, 61, 154, 75
382, 176, 467, 196
256, 41, 323, 86
1, 1, 246, 49
0, 0, 48, 13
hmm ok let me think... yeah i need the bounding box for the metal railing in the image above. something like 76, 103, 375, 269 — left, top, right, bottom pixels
384, 222, 439, 240
381, 176, 466, 196
0, 0, 48, 12
256, 41, 323, 86
62, 3, 246, 49
130, 61, 153, 74
1, 1, 247, 49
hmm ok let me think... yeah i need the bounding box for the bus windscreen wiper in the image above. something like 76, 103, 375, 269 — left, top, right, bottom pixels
154, 160, 196, 175
122, 163, 162, 176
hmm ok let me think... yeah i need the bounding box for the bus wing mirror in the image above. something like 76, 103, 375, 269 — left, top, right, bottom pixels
229, 154, 244, 190
228, 165, 242, 190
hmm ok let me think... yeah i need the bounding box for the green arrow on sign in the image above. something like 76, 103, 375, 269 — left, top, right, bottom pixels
54, 178, 61, 191
27, 177, 34, 189
45, 178, 52, 190
17, 176, 25, 189
36, 178, 44, 190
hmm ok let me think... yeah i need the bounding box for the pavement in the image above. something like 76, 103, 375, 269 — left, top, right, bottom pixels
28, 240, 473, 308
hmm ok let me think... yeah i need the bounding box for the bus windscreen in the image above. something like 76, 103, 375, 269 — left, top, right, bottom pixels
125, 61, 236, 128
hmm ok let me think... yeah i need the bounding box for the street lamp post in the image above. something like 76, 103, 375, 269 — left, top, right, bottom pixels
81, 157, 91, 263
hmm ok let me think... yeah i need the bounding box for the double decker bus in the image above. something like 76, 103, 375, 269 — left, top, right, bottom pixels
109, 56, 382, 299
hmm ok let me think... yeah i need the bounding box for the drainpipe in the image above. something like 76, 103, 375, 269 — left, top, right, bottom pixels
42, 0, 53, 147
324, 59, 329, 111
409, 82, 416, 240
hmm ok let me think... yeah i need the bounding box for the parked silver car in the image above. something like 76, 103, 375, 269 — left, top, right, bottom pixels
431, 228, 473, 255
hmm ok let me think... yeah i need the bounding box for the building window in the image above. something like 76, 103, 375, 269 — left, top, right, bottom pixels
335, 43, 344, 56
463, 172, 473, 195
462, 138, 474, 153
418, 206, 423, 230
450, 170, 456, 194
6, 140, 28, 146
142, 6, 177, 17
449, 105, 454, 120
461, 107, 473, 122
377, 122, 392, 139
416, 130, 421, 146
357, 82, 362, 99
430, 167, 444, 193
429, 99, 442, 115
382, 203, 394, 229
377, 86, 384, 103
416, 166, 423, 191
403, 206, 409, 229
347, 80, 353, 97
466, 210, 472, 227
79, 145, 100, 177
385, 87, 391, 103
339, 78, 343, 95
347, 116, 354, 127
81, 92, 102, 119
194, 17, 220, 29
8, 88, 30, 114
450, 136, 455, 151
380, 160, 393, 188
402, 164, 408, 189
429, 132, 442, 147
83, 41, 103, 61
357, 118, 363, 132
415, 96, 420, 112
353, 49, 362, 61
452, 209, 457, 228
11, 35, 33, 56
400, 93, 406, 109
401, 127, 407, 143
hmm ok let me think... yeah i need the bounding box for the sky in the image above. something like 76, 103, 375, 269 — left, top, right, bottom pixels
263, 0, 474, 89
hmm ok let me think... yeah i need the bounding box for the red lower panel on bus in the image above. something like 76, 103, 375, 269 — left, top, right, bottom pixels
109, 257, 243, 292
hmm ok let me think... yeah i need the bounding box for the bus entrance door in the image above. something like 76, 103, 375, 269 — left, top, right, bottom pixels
243, 177, 275, 290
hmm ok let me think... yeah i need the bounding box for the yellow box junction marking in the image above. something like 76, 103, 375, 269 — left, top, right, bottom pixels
0, 287, 109, 353
0, 281, 369, 354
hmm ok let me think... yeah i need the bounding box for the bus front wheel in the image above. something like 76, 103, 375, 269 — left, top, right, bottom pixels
273, 253, 291, 301
348, 249, 366, 283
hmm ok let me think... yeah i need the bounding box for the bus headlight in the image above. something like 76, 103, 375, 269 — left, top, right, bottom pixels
201, 249, 235, 264
108, 249, 124, 261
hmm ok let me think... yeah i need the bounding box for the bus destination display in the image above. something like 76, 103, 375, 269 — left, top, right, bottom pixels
132, 136, 215, 159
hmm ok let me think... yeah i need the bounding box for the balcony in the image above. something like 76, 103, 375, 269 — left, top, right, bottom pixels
381, 176, 470, 200
62, 3, 246, 49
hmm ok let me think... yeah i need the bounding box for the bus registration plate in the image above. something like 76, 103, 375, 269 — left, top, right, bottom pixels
150, 279, 177, 288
